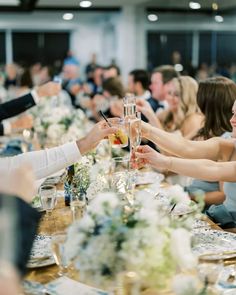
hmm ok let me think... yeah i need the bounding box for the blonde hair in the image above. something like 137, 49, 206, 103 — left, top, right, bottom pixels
164, 76, 199, 131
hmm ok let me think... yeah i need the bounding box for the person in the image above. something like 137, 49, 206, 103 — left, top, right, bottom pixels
128, 69, 160, 115
0, 120, 118, 180
85, 53, 98, 83
135, 99, 236, 227
137, 76, 203, 139
92, 77, 125, 120
185, 77, 235, 208
62, 62, 82, 108
0, 165, 41, 276
0, 81, 61, 135
149, 65, 179, 112
103, 65, 121, 80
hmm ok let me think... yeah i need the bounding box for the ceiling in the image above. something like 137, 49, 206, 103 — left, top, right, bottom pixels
1, 0, 236, 13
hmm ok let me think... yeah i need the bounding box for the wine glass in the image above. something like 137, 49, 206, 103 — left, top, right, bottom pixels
51, 233, 68, 276
197, 253, 224, 295
39, 185, 57, 216
108, 119, 129, 149
70, 191, 86, 222
111, 156, 135, 204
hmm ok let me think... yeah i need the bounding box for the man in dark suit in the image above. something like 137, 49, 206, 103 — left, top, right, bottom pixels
0, 81, 61, 135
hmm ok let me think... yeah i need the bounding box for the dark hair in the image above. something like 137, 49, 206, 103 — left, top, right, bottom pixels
105, 65, 121, 76
196, 76, 235, 139
129, 69, 150, 90
18, 68, 33, 88
102, 77, 125, 98
153, 65, 179, 84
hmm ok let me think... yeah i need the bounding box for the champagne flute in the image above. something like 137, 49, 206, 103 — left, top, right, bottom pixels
51, 233, 68, 276
129, 112, 141, 171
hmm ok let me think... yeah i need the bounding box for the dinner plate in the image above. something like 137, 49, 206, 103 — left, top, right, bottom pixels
135, 171, 164, 185
192, 228, 236, 256
23, 280, 46, 295
27, 235, 55, 268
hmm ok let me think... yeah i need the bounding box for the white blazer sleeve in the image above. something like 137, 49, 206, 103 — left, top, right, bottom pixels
0, 142, 81, 180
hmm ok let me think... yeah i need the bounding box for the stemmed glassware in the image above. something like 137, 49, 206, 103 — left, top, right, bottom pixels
51, 233, 68, 277
197, 253, 224, 295
70, 191, 86, 222
39, 185, 57, 217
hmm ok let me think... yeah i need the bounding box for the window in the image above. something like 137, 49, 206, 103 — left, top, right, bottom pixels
12, 31, 69, 66
147, 31, 192, 71
0, 32, 6, 64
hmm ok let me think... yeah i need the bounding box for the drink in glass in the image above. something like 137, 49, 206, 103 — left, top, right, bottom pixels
39, 185, 57, 214
51, 233, 68, 276
123, 94, 136, 119
108, 119, 128, 148
70, 192, 86, 222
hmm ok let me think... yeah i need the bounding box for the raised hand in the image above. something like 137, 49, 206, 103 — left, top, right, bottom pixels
135, 145, 170, 170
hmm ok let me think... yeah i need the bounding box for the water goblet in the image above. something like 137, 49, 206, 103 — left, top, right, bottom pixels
70, 191, 87, 222
197, 253, 224, 295
39, 185, 57, 217
51, 233, 68, 277
111, 156, 135, 204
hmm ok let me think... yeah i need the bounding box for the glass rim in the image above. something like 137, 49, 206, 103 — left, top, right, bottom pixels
111, 156, 130, 162
40, 184, 57, 190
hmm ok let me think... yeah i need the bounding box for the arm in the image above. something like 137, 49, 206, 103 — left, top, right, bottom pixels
135, 145, 236, 182
0, 81, 61, 121
0, 93, 35, 121
136, 99, 164, 129
203, 191, 225, 205
0, 121, 117, 180
180, 114, 203, 139
142, 122, 234, 161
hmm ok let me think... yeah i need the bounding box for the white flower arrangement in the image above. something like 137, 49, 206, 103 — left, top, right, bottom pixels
32, 100, 92, 145
65, 187, 201, 291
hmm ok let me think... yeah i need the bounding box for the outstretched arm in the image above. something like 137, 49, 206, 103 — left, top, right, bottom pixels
141, 122, 234, 161
135, 145, 236, 182
0, 120, 117, 180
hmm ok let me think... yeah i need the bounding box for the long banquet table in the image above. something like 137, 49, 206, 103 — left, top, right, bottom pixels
25, 186, 223, 294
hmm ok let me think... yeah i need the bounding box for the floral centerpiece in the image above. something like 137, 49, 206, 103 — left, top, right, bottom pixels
65, 185, 203, 292
32, 101, 93, 146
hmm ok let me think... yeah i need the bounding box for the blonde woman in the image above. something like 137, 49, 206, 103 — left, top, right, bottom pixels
137, 76, 203, 139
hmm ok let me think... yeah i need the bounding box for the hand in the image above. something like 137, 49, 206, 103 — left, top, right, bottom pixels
110, 100, 123, 117
140, 121, 153, 139
136, 98, 156, 119
70, 84, 81, 95
135, 145, 170, 170
36, 81, 61, 98
0, 165, 36, 203
11, 114, 33, 131
76, 119, 118, 155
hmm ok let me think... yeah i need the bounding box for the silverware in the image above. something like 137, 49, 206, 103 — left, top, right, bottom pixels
29, 255, 51, 262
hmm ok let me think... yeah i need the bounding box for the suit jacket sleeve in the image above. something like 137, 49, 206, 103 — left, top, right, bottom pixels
0, 93, 36, 121
0, 123, 3, 135
0, 194, 42, 276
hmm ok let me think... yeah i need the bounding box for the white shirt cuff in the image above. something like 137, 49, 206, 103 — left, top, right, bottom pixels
31, 89, 40, 104
2, 121, 12, 135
